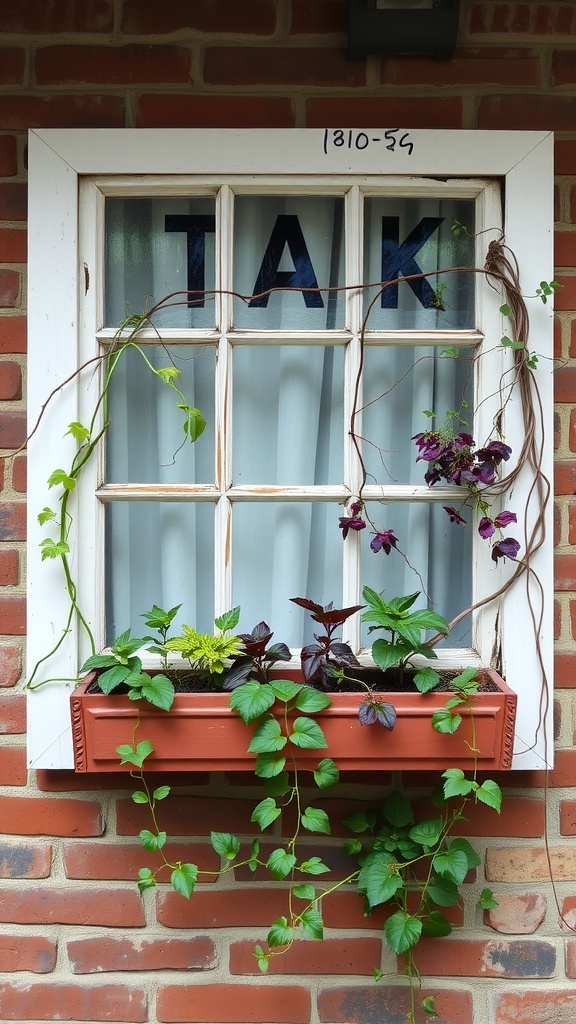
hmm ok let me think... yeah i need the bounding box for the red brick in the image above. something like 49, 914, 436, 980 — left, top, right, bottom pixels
570, 410, 576, 452
0, 886, 145, 926
0, 136, 17, 177
0, 795, 103, 837
0, 935, 56, 973
0, 549, 18, 586
554, 317, 562, 360
64, 841, 219, 880
0, 361, 21, 400
0, 841, 51, 878
0, 49, 24, 86
0, 227, 25, 262
414, 796, 544, 838
122, 0, 277, 35
158, 887, 291, 929
307, 97, 462, 129
551, 274, 576, 310
0, 413, 25, 450
11, 454, 25, 492
486, 846, 576, 882
35, 45, 192, 86
566, 940, 576, 977
0, 317, 26, 353
290, 1, 347, 35
555, 366, 576, 402
571, 600, 576, 639
555, 652, 576, 688
205, 47, 365, 87
0, 1, 113, 33
551, 749, 576, 786
556, 140, 576, 175
555, 231, 576, 268
479, 94, 576, 132
486, 893, 547, 934
554, 500, 562, 545
137, 95, 295, 129
556, 460, 576, 499
157, 984, 310, 1024
555, 554, 576, 590
569, 502, 576, 543
470, 4, 576, 36
0, 644, 22, 687
0, 596, 25, 634
318, 985, 472, 1024
495, 991, 576, 1024
322, 890, 463, 931
117, 793, 259, 837
0, 502, 25, 540
231, 936, 381, 976
402, 937, 555, 978
553, 50, 576, 86
0, 746, 26, 785
68, 935, 216, 973
0, 982, 146, 1023
382, 48, 541, 87
0, 270, 19, 308
560, 799, 576, 835
0, 95, 125, 130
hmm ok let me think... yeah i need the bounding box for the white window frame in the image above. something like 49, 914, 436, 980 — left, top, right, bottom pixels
27, 128, 554, 770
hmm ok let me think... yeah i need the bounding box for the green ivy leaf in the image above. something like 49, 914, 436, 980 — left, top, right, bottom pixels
152, 785, 170, 801
171, 862, 198, 898
269, 678, 303, 703
476, 779, 502, 813
139, 672, 175, 711
116, 740, 154, 768
293, 688, 332, 713
139, 829, 166, 852
66, 421, 91, 442
385, 910, 422, 954
426, 873, 460, 907
248, 717, 287, 754
131, 791, 149, 805
442, 768, 477, 800
39, 538, 70, 561
299, 857, 330, 875
314, 758, 339, 789
137, 868, 156, 894
343, 810, 372, 834
214, 606, 241, 631
254, 945, 270, 973
157, 366, 181, 384
499, 303, 512, 317
267, 916, 293, 947
289, 717, 328, 750
384, 792, 414, 828
421, 910, 452, 938
300, 907, 324, 940
432, 707, 462, 734
47, 468, 76, 491
449, 837, 481, 870
421, 995, 439, 1018
441, 347, 459, 358
292, 883, 316, 901
432, 847, 469, 885
301, 806, 331, 835
358, 853, 403, 908
229, 679, 276, 723
413, 667, 440, 693
210, 832, 241, 860
251, 797, 282, 831
266, 848, 297, 880
255, 751, 287, 778
409, 818, 443, 848
178, 403, 206, 441
264, 771, 291, 797
479, 888, 499, 910
38, 507, 56, 525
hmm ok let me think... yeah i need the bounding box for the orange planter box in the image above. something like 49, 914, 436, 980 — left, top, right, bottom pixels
71, 669, 517, 773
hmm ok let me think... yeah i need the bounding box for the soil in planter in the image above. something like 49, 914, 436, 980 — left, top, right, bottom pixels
86, 666, 500, 696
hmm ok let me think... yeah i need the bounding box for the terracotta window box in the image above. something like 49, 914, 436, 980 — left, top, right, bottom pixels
71, 669, 517, 773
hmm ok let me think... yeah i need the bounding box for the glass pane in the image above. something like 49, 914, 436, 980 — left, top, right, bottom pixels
363, 198, 475, 329
105, 197, 216, 329
233, 346, 344, 484
361, 345, 473, 485
233, 196, 345, 330
105, 501, 214, 643
361, 501, 473, 649
232, 502, 343, 647
105, 344, 215, 484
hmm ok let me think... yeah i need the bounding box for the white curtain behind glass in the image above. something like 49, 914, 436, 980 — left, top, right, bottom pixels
104, 195, 474, 649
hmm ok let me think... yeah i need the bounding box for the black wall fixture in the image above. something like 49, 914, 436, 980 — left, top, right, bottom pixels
348, 0, 461, 61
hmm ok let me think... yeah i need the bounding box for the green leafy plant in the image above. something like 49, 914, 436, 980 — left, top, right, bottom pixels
361, 585, 450, 691
80, 628, 175, 711
164, 607, 245, 684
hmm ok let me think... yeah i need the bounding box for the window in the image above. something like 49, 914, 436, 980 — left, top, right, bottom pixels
27, 129, 554, 770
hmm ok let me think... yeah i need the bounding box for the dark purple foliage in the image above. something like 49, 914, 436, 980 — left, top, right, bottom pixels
491, 537, 521, 562
370, 529, 399, 554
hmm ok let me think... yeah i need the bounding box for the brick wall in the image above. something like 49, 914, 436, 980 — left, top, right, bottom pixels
0, 2, 575, 1022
